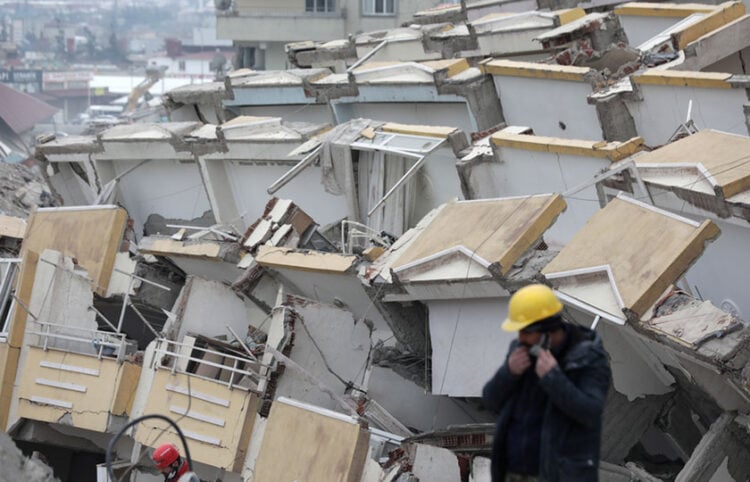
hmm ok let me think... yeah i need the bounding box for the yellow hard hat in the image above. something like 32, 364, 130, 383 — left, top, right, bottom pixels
502, 284, 563, 332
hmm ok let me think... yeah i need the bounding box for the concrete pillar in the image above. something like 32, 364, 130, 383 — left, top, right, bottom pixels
595, 95, 638, 142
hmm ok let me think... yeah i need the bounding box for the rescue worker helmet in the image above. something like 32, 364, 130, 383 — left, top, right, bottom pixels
152, 443, 180, 470
502, 284, 563, 332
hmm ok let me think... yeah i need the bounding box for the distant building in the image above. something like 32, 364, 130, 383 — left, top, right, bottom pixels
215, 0, 460, 69
149, 50, 234, 81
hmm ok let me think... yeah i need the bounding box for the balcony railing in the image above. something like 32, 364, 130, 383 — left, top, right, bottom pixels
152, 338, 263, 392
27, 321, 131, 361
341, 220, 393, 255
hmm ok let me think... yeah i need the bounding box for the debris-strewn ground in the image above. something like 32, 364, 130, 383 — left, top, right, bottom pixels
0, 162, 57, 218
0, 431, 59, 482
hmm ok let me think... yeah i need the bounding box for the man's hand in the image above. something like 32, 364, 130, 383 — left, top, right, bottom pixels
535, 349, 558, 378
508, 346, 532, 376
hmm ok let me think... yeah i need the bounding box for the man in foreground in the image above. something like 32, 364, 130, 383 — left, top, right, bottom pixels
482, 284, 611, 482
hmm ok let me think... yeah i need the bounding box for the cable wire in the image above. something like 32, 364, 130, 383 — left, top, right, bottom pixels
106, 413, 193, 482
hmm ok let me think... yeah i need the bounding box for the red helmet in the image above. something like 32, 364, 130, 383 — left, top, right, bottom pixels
152, 443, 180, 470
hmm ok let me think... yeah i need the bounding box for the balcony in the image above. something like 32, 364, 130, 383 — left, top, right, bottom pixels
216, 10, 346, 43
16, 323, 142, 433
133, 337, 262, 472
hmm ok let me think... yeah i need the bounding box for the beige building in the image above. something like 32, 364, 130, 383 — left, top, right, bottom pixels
215, 0, 457, 69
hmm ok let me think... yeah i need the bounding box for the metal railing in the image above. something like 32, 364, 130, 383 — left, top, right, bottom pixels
341, 220, 392, 255
27, 321, 130, 361
152, 338, 263, 392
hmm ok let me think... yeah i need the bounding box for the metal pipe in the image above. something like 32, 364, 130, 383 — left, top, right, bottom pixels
347, 39, 388, 73
225, 325, 258, 361
126, 301, 162, 339
367, 154, 426, 217
267, 145, 322, 195
113, 269, 172, 291
116, 277, 134, 333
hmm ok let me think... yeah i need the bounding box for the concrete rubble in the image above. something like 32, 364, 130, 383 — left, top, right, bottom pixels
2, 0, 750, 481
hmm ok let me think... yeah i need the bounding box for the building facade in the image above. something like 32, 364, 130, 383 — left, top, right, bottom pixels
215, 0, 458, 69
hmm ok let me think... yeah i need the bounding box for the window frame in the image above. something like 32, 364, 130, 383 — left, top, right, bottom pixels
362, 0, 396, 16
0, 259, 21, 341
305, 0, 336, 13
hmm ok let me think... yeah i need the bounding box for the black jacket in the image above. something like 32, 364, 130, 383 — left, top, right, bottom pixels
482, 326, 611, 482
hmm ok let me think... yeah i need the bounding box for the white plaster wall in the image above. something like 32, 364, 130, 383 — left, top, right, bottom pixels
275, 301, 372, 411
466, 148, 607, 247
414, 148, 465, 223
240, 414, 268, 482
224, 162, 350, 228
467, 0, 537, 19
348, 102, 477, 135
411, 444, 461, 482
236, 105, 333, 124
683, 218, 750, 322
596, 322, 675, 400
271, 268, 393, 340
169, 258, 246, 287
106, 252, 138, 298
427, 298, 515, 397
703, 46, 750, 74
26, 250, 98, 354
128, 340, 159, 422
176, 277, 259, 341
470, 457, 492, 482
626, 84, 748, 146
618, 16, 684, 47
103, 159, 210, 237
491, 76, 602, 140
366, 366, 493, 433
357, 41, 441, 63
477, 28, 550, 56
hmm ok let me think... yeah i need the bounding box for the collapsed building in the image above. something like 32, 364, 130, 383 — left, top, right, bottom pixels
2, 0, 750, 481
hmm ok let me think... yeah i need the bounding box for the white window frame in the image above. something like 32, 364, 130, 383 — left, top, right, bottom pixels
0, 259, 21, 341
306, 0, 336, 13
362, 0, 396, 16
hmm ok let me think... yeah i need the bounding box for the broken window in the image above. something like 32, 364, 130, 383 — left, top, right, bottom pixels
0, 259, 20, 340
362, 0, 395, 15
306, 0, 335, 13
351, 132, 443, 154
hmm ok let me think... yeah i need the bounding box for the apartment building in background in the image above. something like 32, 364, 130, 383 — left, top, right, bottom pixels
215, 0, 457, 69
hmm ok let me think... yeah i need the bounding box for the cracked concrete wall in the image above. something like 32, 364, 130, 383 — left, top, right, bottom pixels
427, 298, 516, 397
366, 365, 492, 433
95, 157, 211, 238
25, 250, 98, 355
175, 276, 263, 342
274, 301, 372, 412
619, 15, 686, 48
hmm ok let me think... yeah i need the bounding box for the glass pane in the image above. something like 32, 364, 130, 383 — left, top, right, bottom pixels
386, 0, 394, 13
305, 0, 314, 11
375, 0, 383, 13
